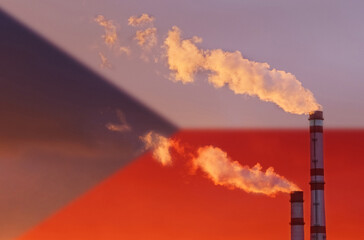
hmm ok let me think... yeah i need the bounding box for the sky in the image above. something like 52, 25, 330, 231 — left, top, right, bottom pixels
0, 1, 364, 240
1, 0, 364, 128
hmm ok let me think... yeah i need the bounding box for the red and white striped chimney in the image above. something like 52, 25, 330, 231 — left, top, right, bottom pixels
290, 191, 304, 240
309, 110, 327, 240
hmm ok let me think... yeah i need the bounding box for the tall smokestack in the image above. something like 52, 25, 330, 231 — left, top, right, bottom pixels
290, 191, 304, 240
309, 110, 327, 240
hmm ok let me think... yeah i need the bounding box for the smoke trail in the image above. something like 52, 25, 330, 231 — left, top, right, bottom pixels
94, 15, 118, 47
92, 15, 320, 114
128, 13, 155, 27
105, 109, 131, 132
140, 131, 181, 166
164, 26, 321, 114
193, 146, 300, 195
140, 131, 299, 196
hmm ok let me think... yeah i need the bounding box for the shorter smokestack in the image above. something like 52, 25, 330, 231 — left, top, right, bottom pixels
290, 191, 304, 240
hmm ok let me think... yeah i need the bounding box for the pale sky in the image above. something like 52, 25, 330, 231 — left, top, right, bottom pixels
1, 0, 364, 128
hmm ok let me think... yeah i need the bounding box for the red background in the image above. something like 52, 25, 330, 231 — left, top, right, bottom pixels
18, 129, 364, 240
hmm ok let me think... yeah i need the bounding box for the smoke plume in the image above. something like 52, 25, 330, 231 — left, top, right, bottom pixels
128, 13, 155, 27
193, 146, 300, 195
140, 131, 181, 166
135, 27, 157, 49
139, 131, 299, 196
92, 14, 320, 114
164, 26, 321, 114
106, 109, 131, 132
94, 15, 118, 47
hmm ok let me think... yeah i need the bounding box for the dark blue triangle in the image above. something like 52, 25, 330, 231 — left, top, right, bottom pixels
0, 8, 177, 239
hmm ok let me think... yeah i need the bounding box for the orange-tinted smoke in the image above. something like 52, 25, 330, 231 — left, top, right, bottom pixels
141, 132, 299, 196
128, 13, 155, 27
140, 131, 181, 166
164, 26, 321, 114
193, 145, 300, 196
135, 27, 157, 49
94, 15, 118, 48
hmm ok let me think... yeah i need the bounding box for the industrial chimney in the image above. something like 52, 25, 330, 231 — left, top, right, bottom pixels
290, 191, 304, 240
309, 110, 327, 240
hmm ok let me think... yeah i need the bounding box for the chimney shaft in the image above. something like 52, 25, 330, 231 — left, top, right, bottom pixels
309, 110, 327, 240
290, 191, 304, 240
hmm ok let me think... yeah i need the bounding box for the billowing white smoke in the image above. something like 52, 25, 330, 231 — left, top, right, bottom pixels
193, 146, 300, 195
93, 15, 321, 114
139, 131, 300, 196
164, 26, 321, 114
